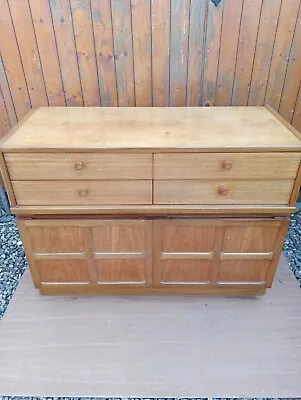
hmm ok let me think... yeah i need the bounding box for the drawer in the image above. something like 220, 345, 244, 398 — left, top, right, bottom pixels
12, 180, 152, 205
5, 153, 152, 180
154, 180, 294, 205
154, 153, 301, 179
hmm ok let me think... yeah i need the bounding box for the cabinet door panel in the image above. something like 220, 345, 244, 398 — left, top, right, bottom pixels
96, 259, 145, 284
161, 260, 212, 284
161, 225, 215, 252
222, 225, 279, 253
29, 226, 85, 253
217, 260, 269, 283
38, 260, 90, 283
92, 221, 145, 252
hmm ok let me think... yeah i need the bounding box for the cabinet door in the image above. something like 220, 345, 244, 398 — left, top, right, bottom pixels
18, 219, 152, 288
153, 219, 288, 288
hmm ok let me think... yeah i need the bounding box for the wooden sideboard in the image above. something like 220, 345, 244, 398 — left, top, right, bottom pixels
1, 106, 301, 296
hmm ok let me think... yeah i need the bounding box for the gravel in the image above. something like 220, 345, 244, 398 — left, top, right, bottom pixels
0, 216, 27, 319
283, 207, 301, 288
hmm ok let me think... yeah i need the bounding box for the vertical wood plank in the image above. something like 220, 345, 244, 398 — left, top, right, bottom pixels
186, 0, 207, 106
265, 0, 301, 110
231, 0, 262, 106
29, 0, 66, 106
0, 0, 31, 119
215, 0, 243, 106
292, 86, 301, 132
169, 0, 190, 107
70, 0, 101, 106
131, 0, 152, 106
111, 0, 135, 106
279, 5, 301, 122
151, 0, 170, 106
91, 0, 118, 106
8, 0, 48, 107
0, 87, 11, 138
49, 0, 83, 106
248, 0, 282, 106
202, 0, 224, 106
0, 55, 17, 126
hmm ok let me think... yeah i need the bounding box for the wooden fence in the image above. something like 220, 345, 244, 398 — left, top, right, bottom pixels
0, 0, 301, 138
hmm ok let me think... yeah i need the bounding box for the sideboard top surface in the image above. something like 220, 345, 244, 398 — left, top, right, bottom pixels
2, 106, 301, 152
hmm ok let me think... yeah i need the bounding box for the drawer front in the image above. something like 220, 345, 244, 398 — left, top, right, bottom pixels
154, 153, 301, 180
154, 180, 294, 205
5, 153, 152, 180
13, 180, 152, 205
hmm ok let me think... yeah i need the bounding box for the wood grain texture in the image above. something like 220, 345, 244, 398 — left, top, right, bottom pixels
293, 86, 301, 132
160, 260, 212, 284
29, 0, 66, 107
0, 150, 16, 206
266, 219, 289, 286
231, 0, 262, 106
0, 55, 17, 126
186, 0, 207, 106
154, 179, 294, 205
91, 0, 118, 107
8, 0, 48, 107
0, 88, 10, 137
169, 0, 190, 106
11, 204, 296, 217
264, 0, 301, 111
12, 180, 152, 206
49, 0, 83, 106
0, 0, 31, 118
248, 0, 282, 106
28, 226, 85, 253
160, 223, 215, 252
202, 0, 224, 106
5, 153, 153, 180
131, 0, 152, 106
279, 5, 301, 122
222, 224, 279, 253
111, 0, 135, 106
69, 0, 101, 106
215, 0, 243, 106
151, 0, 170, 106
92, 221, 146, 252
154, 152, 301, 180
96, 259, 146, 284
39, 281, 266, 295
37, 259, 90, 283
217, 260, 269, 283
2, 107, 301, 151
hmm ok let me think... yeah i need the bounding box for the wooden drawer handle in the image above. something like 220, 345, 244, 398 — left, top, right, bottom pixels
222, 160, 232, 170
75, 161, 86, 170
78, 188, 89, 197
218, 184, 228, 196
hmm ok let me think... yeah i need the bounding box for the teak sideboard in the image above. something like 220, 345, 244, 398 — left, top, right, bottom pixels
1, 106, 301, 296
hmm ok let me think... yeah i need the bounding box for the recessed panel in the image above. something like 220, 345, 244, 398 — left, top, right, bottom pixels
29, 226, 85, 253
38, 260, 90, 283
161, 260, 212, 283
96, 259, 145, 283
217, 260, 270, 283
